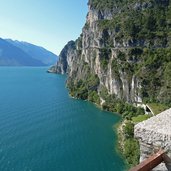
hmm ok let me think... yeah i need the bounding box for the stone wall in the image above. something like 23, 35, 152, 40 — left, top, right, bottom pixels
134, 108, 171, 171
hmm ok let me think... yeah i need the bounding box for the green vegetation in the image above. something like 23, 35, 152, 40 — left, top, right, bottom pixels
138, 48, 171, 104
68, 72, 100, 105
117, 51, 126, 61
123, 121, 134, 139
100, 86, 144, 117
118, 119, 143, 167
123, 138, 140, 166
111, 59, 120, 77
147, 103, 170, 115
96, 0, 171, 48
99, 48, 111, 70
132, 114, 151, 123
120, 110, 151, 167
88, 0, 116, 10
88, 91, 100, 104
119, 112, 144, 167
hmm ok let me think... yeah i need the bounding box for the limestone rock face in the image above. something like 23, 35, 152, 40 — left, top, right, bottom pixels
53, 41, 76, 74
51, 0, 171, 105
134, 108, 171, 171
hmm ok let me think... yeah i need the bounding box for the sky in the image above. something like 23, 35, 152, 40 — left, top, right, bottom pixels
0, 0, 88, 55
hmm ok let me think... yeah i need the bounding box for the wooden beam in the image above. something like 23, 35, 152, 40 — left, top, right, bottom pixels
129, 150, 165, 171
163, 153, 171, 170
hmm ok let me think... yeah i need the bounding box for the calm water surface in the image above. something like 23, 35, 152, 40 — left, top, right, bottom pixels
0, 67, 126, 171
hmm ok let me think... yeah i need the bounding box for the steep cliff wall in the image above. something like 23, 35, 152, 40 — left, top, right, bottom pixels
52, 0, 171, 108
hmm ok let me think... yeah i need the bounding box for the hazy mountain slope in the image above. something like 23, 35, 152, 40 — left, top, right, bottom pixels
6, 39, 58, 65
0, 38, 44, 66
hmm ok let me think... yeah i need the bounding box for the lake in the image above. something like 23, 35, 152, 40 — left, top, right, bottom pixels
0, 67, 126, 171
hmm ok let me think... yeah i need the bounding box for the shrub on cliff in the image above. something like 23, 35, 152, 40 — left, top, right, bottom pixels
124, 138, 140, 167
123, 121, 134, 139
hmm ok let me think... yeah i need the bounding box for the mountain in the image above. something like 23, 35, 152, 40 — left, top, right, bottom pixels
0, 38, 44, 66
51, 0, 171, 108
6, 39, 58, 66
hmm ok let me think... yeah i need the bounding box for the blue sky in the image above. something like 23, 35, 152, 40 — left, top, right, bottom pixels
0, 0, 88, 55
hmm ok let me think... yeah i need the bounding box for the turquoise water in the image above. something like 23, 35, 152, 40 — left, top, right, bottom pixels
0, 67, 125, 171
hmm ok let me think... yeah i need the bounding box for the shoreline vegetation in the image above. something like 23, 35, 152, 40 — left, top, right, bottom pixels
67, 88, 142, 166
66, 86, 170, 169
106, 101, 169, 169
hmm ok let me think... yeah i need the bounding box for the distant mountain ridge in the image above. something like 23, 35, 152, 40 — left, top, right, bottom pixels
6, 39, 58, 66
0, 38, 58, 66
0, 38, 44, 66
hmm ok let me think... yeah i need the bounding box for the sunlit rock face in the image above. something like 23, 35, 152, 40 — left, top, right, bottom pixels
51, 0, 171, 106
135, 108, 171, 171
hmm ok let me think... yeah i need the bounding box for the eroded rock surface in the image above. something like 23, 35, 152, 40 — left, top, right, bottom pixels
50, 0, 171, 106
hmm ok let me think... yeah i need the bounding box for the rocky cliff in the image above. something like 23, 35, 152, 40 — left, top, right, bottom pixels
52, 0, 171, 108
